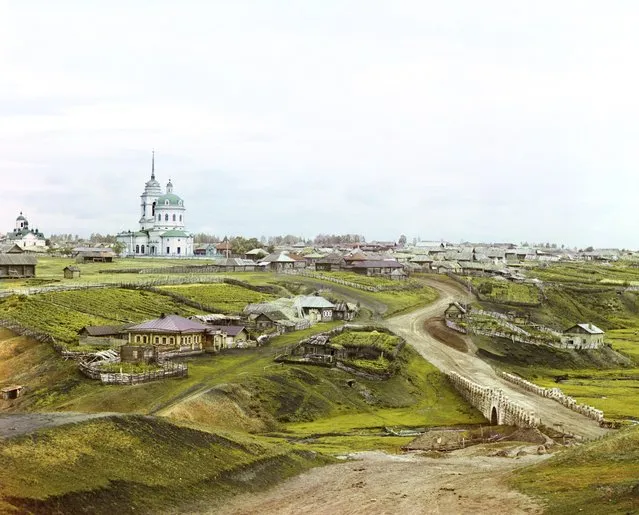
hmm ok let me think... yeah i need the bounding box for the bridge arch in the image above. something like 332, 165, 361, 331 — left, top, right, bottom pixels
490, 406, 499, 425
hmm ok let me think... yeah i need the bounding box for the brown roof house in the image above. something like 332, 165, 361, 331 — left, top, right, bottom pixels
124, 314, 210, 358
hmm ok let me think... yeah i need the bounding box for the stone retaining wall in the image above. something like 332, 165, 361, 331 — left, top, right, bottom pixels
496, 370, 604, 423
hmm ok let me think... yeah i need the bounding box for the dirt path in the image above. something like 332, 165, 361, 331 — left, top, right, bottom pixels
0, 412, 117, 439
385, 278, 608, 439
211, 448, 547, 515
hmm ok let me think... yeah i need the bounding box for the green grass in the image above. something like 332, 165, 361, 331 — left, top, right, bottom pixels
512, 425, 639, 514
0, 415, 331, 514
160, 283, 274, 312
0, 287, 203, 343
319, 271, 421, 290
331, 330, 401, 353
528, 261, 639, 286
470, 277, 540, 304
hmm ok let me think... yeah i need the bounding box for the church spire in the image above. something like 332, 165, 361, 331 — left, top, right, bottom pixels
151, 150, 155, 180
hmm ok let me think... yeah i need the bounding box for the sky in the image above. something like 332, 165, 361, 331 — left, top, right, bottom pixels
1, 1, 639, 248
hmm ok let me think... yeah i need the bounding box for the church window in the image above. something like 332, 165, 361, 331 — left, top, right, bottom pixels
158, 214, 161, 221
143, 336, 148, 344
172, 214, 176, 221
135, 335, 141, 343
152, 202, 156, 215
165, 200, 169, 205
166, 246, 170, 254
162, 337, 167, 344
154, 337, 159, 343
169, 337, 174, 345
165, 214, 169, 221
135, 245, 140, 253
179, 215, 182, 222
177, 247, 181, 255
141, 245, 145, 254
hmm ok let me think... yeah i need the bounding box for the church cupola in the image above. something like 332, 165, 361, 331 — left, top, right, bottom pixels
15, 212, 28, 230
166, 179, 173, 194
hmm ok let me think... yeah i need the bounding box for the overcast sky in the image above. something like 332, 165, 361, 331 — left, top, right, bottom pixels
1, 1, 639, 248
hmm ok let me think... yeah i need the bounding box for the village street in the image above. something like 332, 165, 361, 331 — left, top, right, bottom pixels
385, 278, 609, 440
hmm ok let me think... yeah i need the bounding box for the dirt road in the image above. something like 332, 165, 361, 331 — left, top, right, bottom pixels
213, 447, 547, 515
385, 278, 608, 439
0, 412, 116, 439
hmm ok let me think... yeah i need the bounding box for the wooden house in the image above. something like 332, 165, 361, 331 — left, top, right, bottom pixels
348, 259, 403, 276
258, 252, 298, 272
125, 314, 209, 355
0, 254, 37, 279
205, 325, 249, 350
63, 265, 81, 279
78, 324, 130, 346
74, 248, 115, 263
0, 243, 25, 254
315, 253, 346, 272
560, 323, 605, 349
444, 302, 469, 320
294, 296, 335, 322
245, 248, 268, 261
332, 302, 359, 321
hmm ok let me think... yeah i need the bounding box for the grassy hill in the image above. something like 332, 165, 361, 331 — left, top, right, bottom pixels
0, 415, 332, 514
512, 425, 639, 514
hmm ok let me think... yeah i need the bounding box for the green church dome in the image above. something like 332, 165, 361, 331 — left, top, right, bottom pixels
156, 192, 184, 207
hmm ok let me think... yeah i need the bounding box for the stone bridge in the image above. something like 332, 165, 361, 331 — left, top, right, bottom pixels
447, 371, 540, 428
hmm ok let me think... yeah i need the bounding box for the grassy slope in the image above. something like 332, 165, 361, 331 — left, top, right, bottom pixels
0, 323, 483, 432
160, 282, 274, 312
0, 415, 331, 514
512, 425, 639, 514
0, 288, 204, 343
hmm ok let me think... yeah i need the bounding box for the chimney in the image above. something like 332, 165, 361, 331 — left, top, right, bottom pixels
160, 313, 166, 319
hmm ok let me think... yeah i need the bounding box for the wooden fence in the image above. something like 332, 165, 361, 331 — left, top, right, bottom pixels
78, 361, 188, 385
280, 270, 381, 292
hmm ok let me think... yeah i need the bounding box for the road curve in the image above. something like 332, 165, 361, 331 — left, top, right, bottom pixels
385, 278, 608, 439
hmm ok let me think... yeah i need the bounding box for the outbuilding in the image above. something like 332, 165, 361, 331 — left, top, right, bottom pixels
0, 254, 37, 278
63, 265, 81, 279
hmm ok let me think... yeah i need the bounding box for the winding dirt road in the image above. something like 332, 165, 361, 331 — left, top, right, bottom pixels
385, 278, 608, 439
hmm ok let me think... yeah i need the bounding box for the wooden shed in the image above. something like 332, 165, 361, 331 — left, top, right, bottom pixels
1, 385, 24, 400
0, 254, 37, 279
63, 265, 81, 279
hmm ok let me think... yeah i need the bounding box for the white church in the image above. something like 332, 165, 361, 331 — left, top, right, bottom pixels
117, 153, 194, 257
5, 213, 47, 249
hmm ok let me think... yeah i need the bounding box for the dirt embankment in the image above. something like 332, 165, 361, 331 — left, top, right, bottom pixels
424, 317, 469, 353
211, 448, 548, 515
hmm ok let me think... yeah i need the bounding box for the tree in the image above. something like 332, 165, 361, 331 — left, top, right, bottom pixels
398, 234, 407, 246
112, 241, 126, 257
